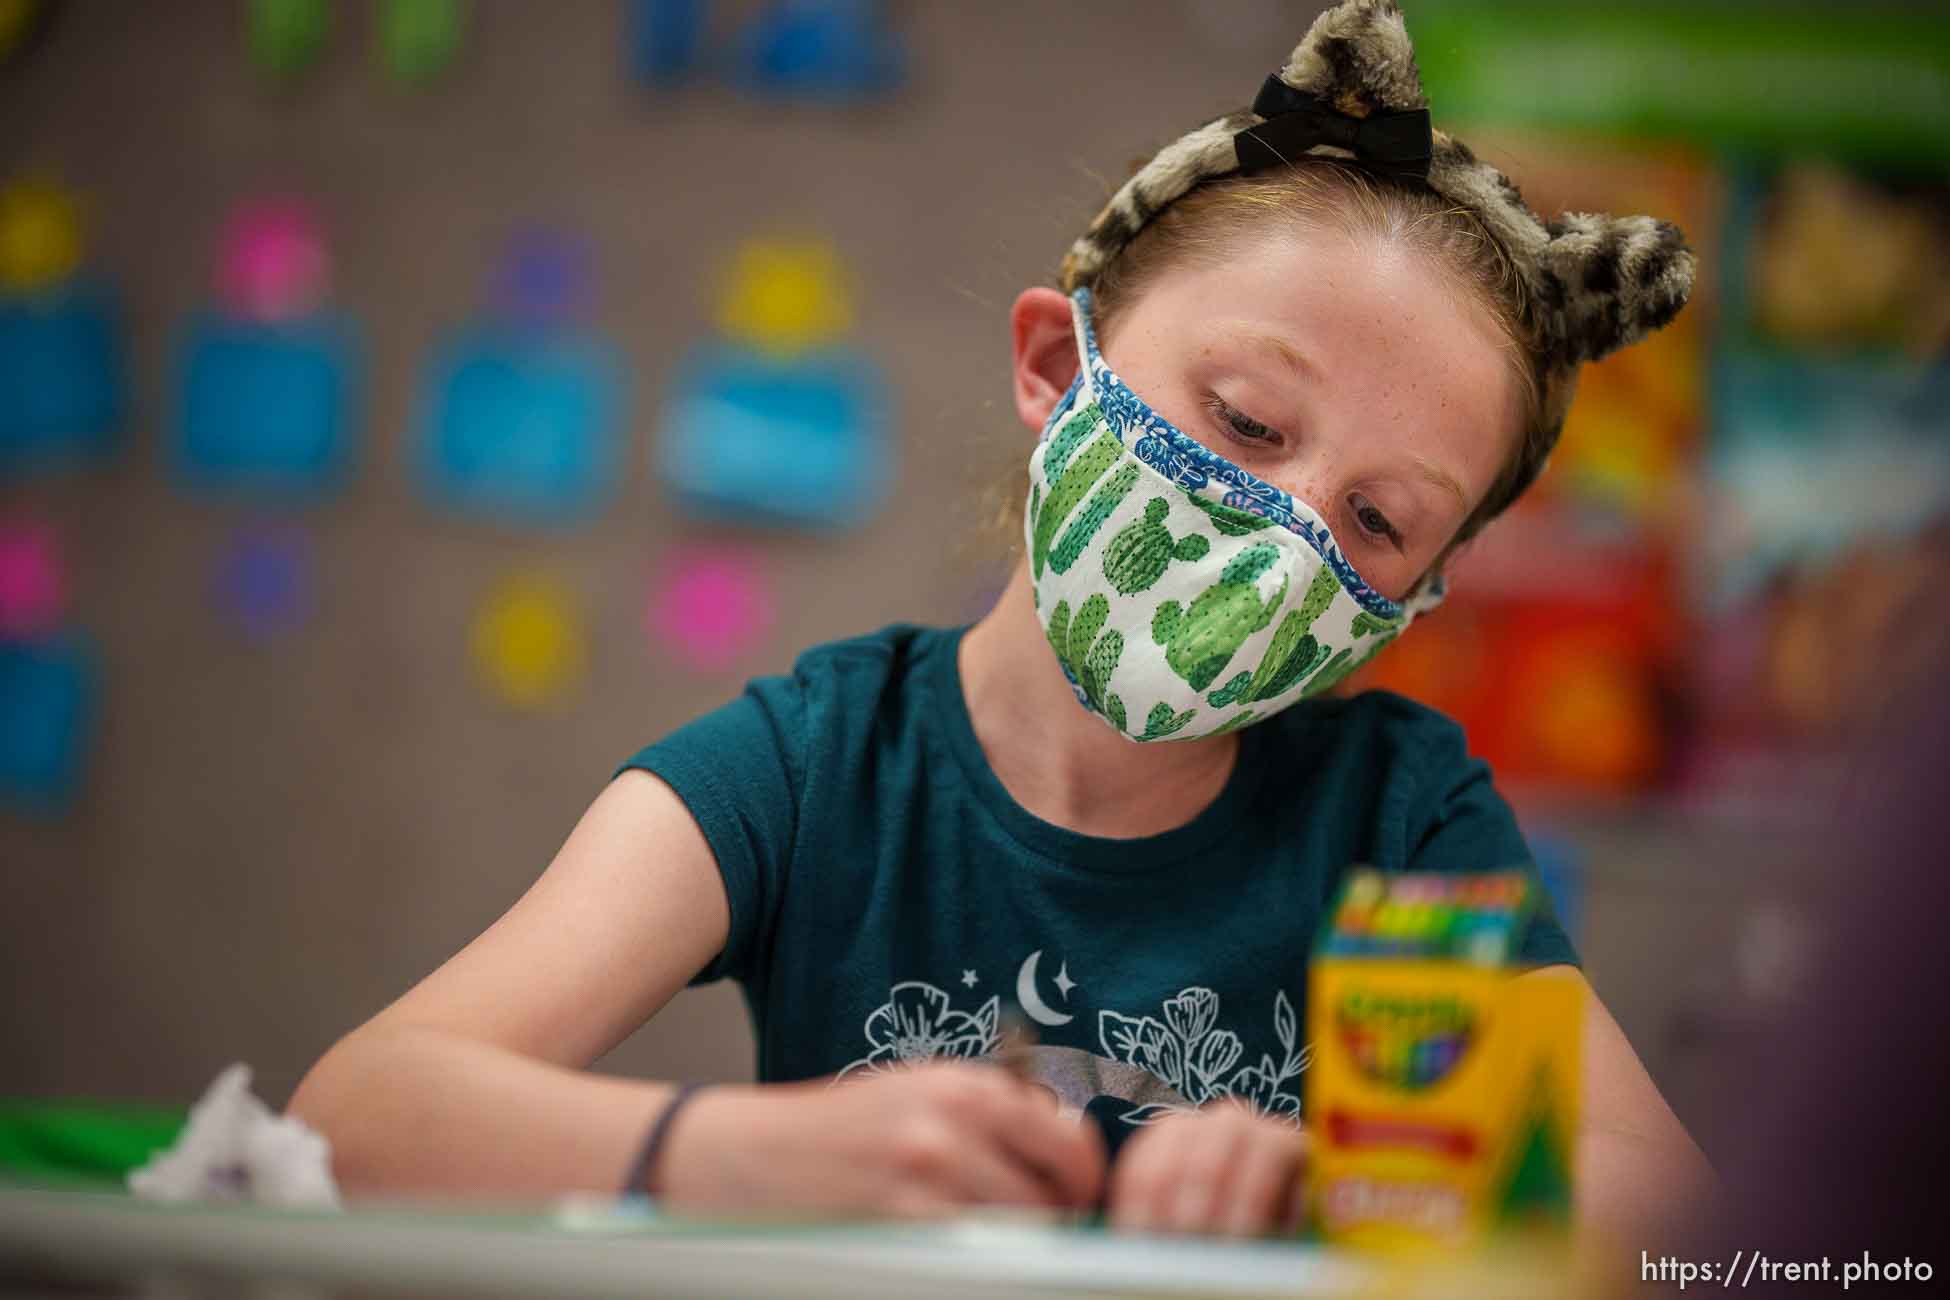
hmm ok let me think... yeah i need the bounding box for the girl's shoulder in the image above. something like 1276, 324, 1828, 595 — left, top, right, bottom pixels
720, 622, 955, 757
782, 621, 942, 680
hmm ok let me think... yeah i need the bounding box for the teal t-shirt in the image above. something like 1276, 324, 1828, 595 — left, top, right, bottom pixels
618, 622, 1576, 1132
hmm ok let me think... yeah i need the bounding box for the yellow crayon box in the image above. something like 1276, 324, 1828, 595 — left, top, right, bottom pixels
1303, 869, 1582, 1250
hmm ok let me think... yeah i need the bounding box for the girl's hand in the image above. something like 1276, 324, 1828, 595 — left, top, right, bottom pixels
652, 1063, 1107, 1219
1107, 1104, 1309, 1237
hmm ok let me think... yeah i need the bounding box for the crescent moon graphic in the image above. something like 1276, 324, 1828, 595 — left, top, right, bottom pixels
1016, 949, 1074, 1027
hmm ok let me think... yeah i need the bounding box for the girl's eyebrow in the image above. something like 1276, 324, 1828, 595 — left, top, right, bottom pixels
1411, 455, 1467, 507
1229, 328, 1322, 384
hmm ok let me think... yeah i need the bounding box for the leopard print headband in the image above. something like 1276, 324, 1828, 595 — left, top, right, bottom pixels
1060, 0, 1696, 506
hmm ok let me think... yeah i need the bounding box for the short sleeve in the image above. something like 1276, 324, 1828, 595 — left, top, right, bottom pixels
614, 675, 805, 986
1403, 716, 1581, 970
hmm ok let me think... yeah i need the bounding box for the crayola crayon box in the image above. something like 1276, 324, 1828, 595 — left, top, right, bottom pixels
1304, 868, 1582, 1250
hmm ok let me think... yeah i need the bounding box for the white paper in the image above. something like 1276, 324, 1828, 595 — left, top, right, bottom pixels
127, 1063, 340, 1209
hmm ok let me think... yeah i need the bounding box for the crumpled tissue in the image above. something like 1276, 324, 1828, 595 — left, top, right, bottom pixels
127, 1063, 340, 1208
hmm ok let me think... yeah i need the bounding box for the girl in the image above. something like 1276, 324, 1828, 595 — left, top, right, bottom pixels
291, 0, 1712, 1240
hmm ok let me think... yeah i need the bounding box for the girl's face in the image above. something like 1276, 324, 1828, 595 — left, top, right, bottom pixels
1094, 226, 1522, 603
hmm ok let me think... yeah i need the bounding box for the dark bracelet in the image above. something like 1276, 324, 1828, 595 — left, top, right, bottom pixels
619, 1083, 706, 1200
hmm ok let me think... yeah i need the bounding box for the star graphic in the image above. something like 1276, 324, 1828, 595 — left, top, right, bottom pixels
1053, 961, 1077, 999
961, 969, 978, 988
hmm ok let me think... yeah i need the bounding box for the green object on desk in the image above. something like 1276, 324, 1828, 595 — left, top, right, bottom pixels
0, 1100, 186, 1187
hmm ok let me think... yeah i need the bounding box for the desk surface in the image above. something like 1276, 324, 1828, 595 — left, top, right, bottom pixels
1, 1184, 1388, 1300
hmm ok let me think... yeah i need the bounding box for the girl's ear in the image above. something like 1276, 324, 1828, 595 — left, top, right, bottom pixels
1011, 287, 1081, 436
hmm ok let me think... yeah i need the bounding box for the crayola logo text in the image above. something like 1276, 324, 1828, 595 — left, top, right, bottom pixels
1335, 987, 1477, 1091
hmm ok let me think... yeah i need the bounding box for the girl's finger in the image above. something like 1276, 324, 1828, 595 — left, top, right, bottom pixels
1165, 1116, 1251, 1234
1107, 1123, 1176, 1233
942, 1124, 1064, 1208
979, 1081, 1107, 1209
1220, 1134, 1302, 1238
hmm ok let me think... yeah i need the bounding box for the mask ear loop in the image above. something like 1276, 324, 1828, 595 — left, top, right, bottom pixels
1404, 565, 1448, 610
1067, 287, 1100, 389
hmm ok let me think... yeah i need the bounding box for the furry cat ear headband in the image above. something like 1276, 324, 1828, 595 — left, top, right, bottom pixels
1060, 0, 1696, 507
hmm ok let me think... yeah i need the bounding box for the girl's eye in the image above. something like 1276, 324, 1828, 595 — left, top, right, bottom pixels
1352, 496, 1401, 546
1206, 397, 1281, 446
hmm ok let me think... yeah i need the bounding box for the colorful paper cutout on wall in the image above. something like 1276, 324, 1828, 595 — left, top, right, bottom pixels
0, 176, 82, 294
0, 520, 63, 639
730, 0, 905, 102
471, 569, 586, 710
217, 198, 329, 324
416, 228, 622, 525
0, 631, 95, 814
213, 526, 311, 641
714, 237, 853, 357
379, 0, 463, 85
172, 310, 360, 499
415, 328, 623, 525
0, 281, 121, 474
494, 227, 591, 329
171, 196, 353, 498
1, 179, 122, 476
628, 0, 708, 85
658, 344, 890, 528
648, 548, 773, 673
249, 0, 330, 79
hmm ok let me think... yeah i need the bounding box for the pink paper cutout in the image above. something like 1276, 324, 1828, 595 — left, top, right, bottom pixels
0, 522, 63, 639
216, 197, 330, 322
649, 548, 774, 673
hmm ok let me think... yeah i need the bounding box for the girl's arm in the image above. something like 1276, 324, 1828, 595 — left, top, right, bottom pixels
287, 771, 1105, 1209
286, 771, 732, 1195
1527, 965, 1719, 1245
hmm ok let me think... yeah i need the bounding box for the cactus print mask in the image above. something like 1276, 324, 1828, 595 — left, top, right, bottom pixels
1026, 288, 1445, 742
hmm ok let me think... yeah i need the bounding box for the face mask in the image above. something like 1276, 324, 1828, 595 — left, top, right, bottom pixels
1024, 288, 1445, 742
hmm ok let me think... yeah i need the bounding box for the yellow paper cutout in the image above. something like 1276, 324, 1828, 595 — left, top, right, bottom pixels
713, 237, 854, 356
0, 176, 83, 293
470, 570, 586, 710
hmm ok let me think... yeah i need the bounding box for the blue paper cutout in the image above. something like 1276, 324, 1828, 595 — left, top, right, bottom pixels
658, 343, 890, 528
173, 310, 361, 500
730, 0, 904, 101
0, 631, 96, 814
0, 279, 123, 476
629, 0, 709, 84
415, 327, 625, 525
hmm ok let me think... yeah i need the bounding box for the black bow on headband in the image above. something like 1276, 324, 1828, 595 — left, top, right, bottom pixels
1233, 75, 1433, 184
